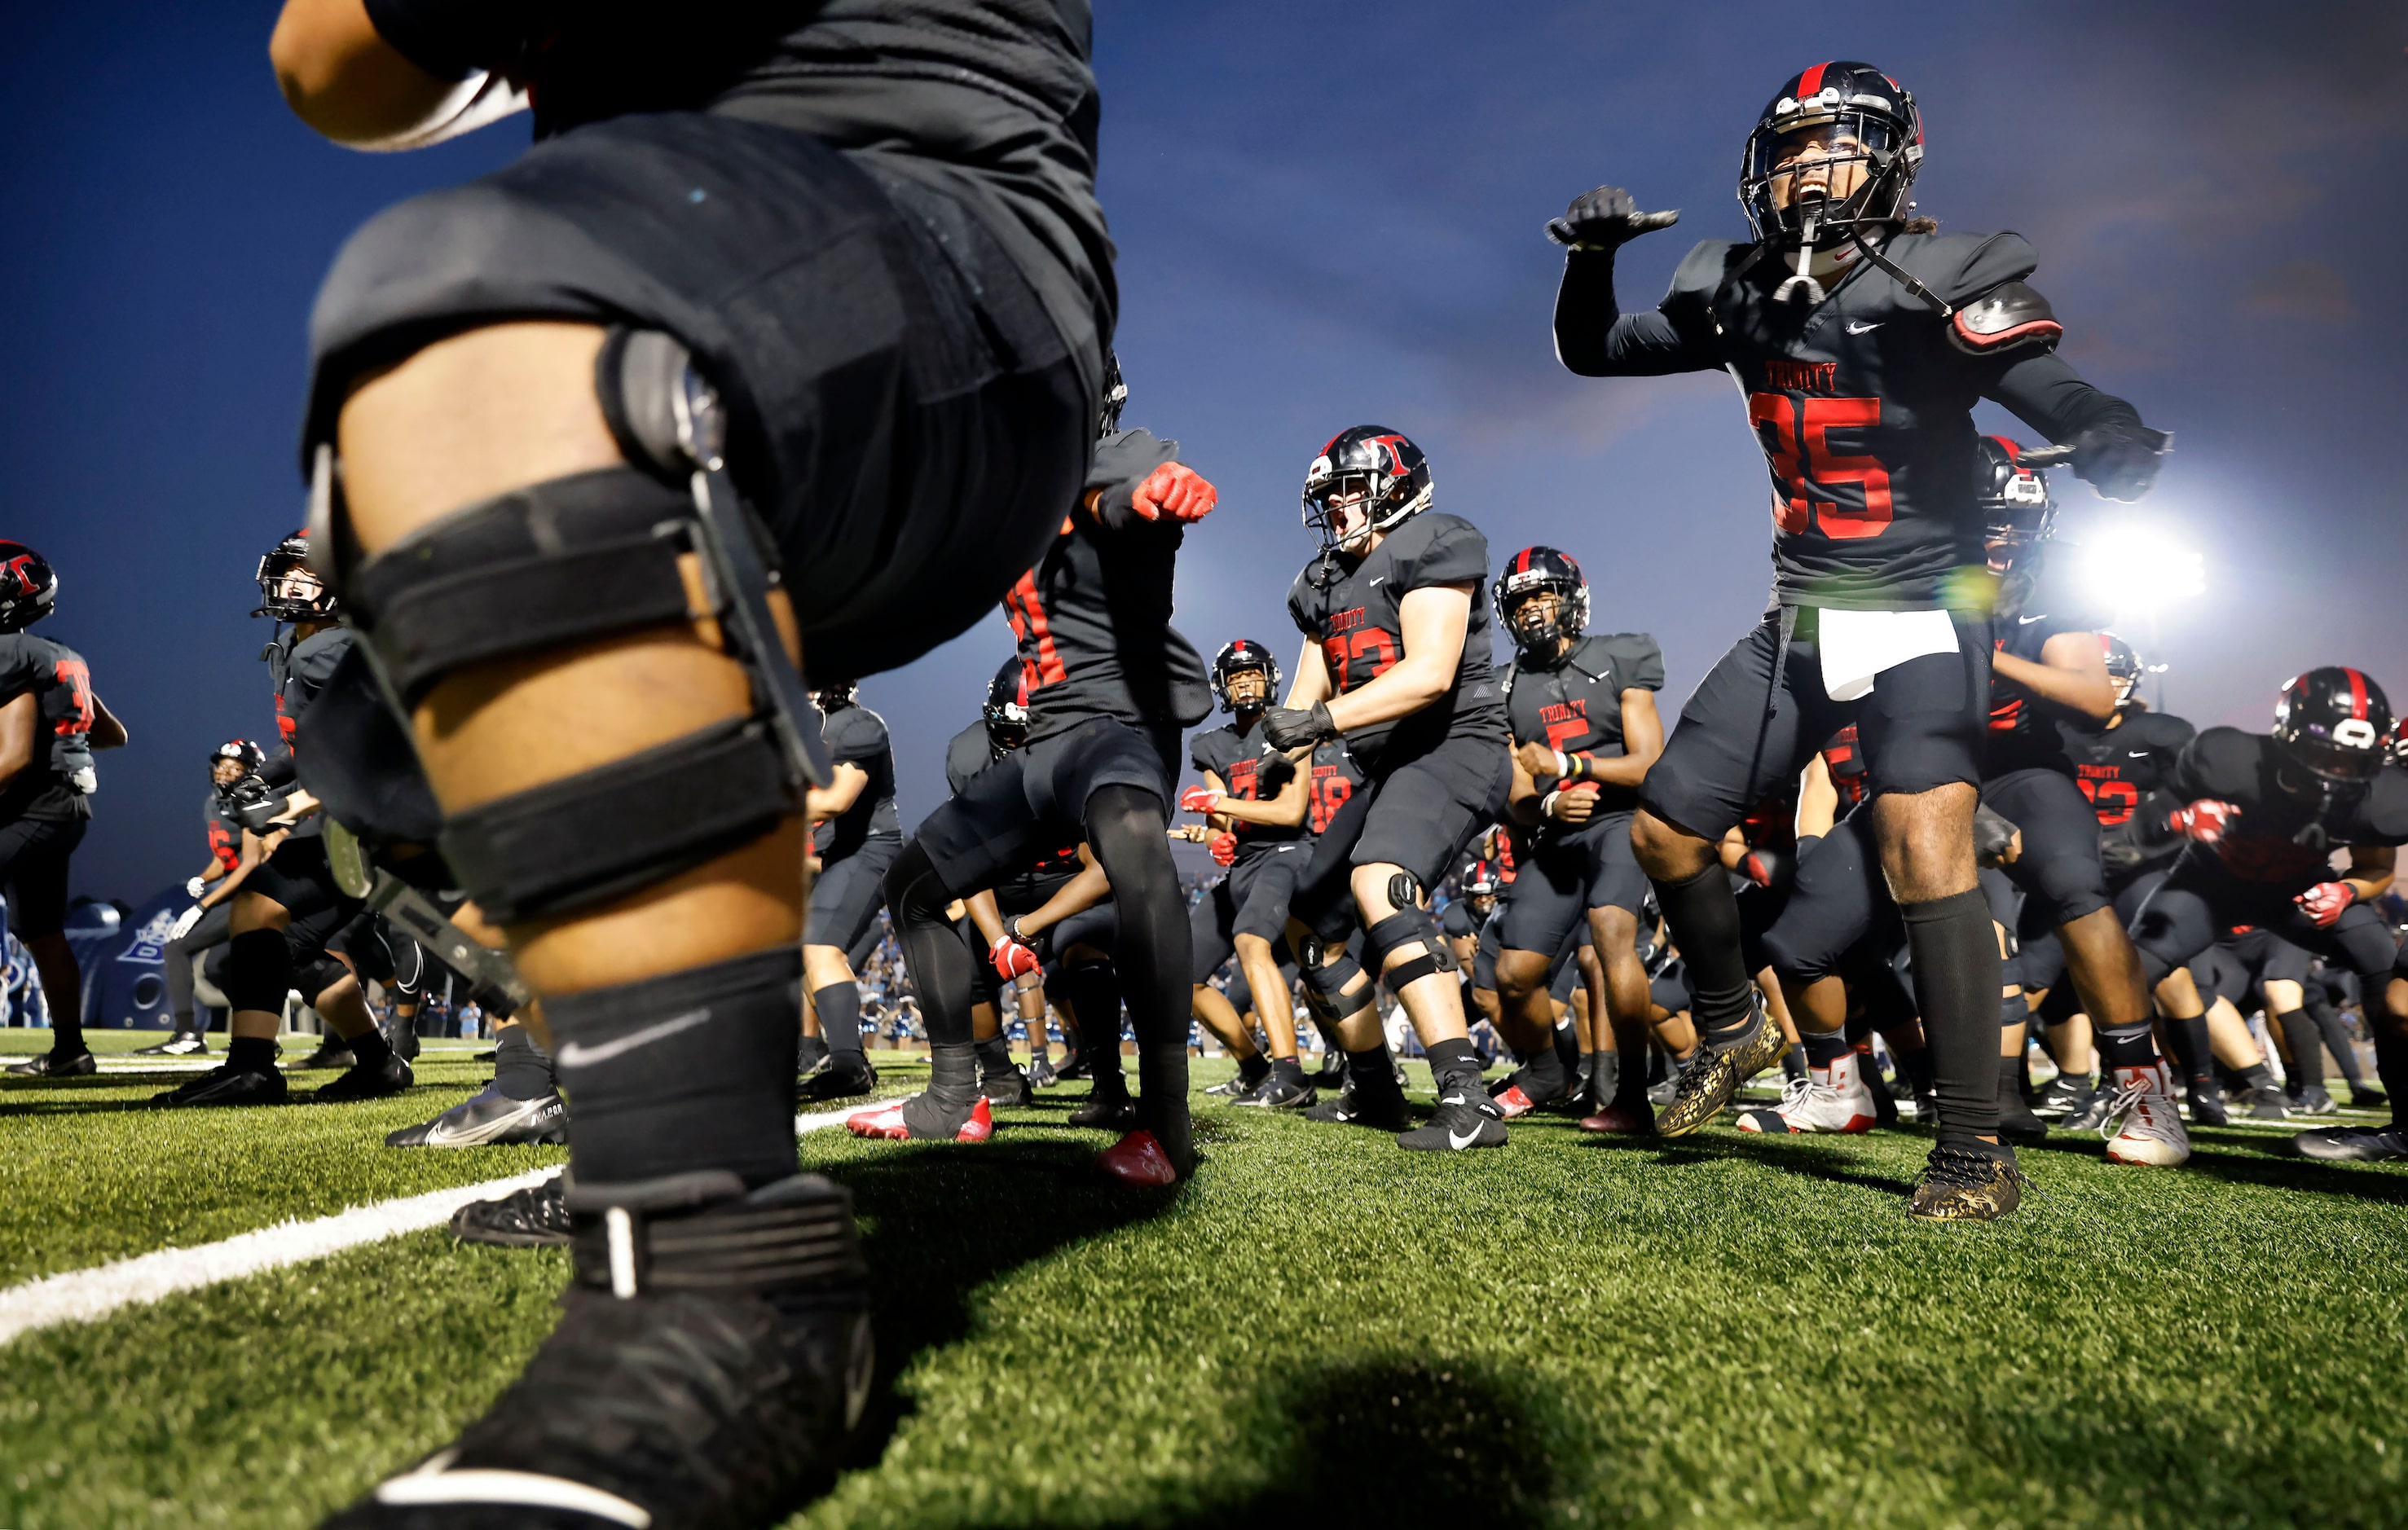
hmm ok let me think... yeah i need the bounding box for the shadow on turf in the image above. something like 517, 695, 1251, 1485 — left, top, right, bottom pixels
1576, 1123, 1922, 1198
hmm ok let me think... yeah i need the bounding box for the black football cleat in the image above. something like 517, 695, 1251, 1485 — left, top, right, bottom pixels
2292, 1125, 2408, 1163
2032, 1074, 2093, 1119
309, 1054, 415, 1104
1906, 1143, 2032, 1222
7, 1049, 96, 1077
1397, 1092, 1508, 1152
1232, 1069, 1317, 1110
1302, 1083, 1411, 1132
1068, 1082, 1138, 1131
388, 1084, 567, 1149
2241, 1084, 2290, 1122
451, 1175, 573, 1247
2185, 1080, 2230, 1128
288, 1038, 356, 1071
797, 1052, 878, 1104
978, 1061, 1035, 1107
335, 1172, 872, 1529
2353, 1084, 2389, 1111
132, 1031, 209, 1057
2289, 1084, 2337, 1116
151, 1064, 288, 1108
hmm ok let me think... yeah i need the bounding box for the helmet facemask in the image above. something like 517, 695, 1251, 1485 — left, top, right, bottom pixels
1739, 74, 1922, 301
253, 539, 340, 622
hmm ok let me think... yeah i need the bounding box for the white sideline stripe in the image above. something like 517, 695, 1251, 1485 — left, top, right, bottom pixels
0, 1107, 869, 1348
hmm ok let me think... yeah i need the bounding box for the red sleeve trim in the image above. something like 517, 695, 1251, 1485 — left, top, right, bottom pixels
1951, 313, 2064, 351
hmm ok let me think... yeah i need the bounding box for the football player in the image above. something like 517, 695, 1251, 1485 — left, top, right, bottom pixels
1548, 61, 2167, 1220
796, 682, 903, 1102
1178, 639, 1318, 1108
142, 738, 269, 1057
1489, 547, 1665, 1128
0, 542, 125, 1077
866, 407, 1216, 1184
151, 537, 413, 1108
1265, 426, 1515, 1151
2126, 669, 2408, 1161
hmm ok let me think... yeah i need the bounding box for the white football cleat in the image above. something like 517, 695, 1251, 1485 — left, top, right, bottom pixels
1736, 1049, 1878, 1135
2102, 1062, 2191, 1167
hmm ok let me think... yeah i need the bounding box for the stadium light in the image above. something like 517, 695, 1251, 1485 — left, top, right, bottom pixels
2073, 523, 2204, 618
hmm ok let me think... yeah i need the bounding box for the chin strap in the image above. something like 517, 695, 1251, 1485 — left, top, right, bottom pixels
1772, 210, 1828, 304
1842, 227, 1955, 319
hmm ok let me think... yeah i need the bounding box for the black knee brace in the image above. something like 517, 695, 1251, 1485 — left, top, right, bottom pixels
220, 928, 293, 1014
1296, 938, 1370, 1022
315, 329, 828, 925
295, 953, 350, 1005
1365, 908, 1456, 996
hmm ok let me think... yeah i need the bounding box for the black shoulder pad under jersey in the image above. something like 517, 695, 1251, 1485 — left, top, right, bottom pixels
1948, 280, 2062, 356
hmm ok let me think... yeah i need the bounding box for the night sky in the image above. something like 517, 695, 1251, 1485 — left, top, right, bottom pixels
8, 2, 2404, 904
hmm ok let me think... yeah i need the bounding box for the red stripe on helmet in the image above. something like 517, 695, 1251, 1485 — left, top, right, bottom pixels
2346, 668, 2369, 720
1797, 62, 1831, 96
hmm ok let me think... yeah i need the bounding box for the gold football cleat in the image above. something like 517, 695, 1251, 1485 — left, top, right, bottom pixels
1656, 1004, 1787, 1138
1907, 1144, 2033, 1221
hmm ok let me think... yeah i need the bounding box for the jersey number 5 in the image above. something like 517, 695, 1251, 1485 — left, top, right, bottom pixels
1747, 394, 1892, 539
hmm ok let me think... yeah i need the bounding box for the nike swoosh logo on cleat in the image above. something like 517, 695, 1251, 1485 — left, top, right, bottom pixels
556, 1009, 712, 1069
1845, 320, 1882, 334
1447, 1126, 1484, 1149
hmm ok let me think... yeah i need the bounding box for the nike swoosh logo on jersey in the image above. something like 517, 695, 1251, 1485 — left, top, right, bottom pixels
1368, 577, 1385, 587
2129, 750, 2153, 758
1448, 1126, 1485, 1150
2018, 614, 2046, 624
1845, 320, 1882, 334
556, 1008, 712, 1069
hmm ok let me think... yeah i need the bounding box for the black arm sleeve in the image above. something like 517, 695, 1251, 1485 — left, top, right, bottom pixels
258, 752, 299, 788
1986, 351, 2145, 445
1552, 250, 1717, 378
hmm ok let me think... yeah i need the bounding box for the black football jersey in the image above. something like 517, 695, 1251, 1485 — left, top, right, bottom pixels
2062, 709, 2194, 872
815, 699, 901, 858
1005, 428, 1212, 742
1286, 511, 1506, 772
205, 791, 243, 873
0, 631, 95, 823
1986, 547, 2113, 778
2172, 729, 2408, 887
261, 626, 354, 839
1503, 631, 1665, 816
1820, 723, 1872, 809
1305, 740, 1367, 836
1190, 721, 1305, 862
1558, 231, 2145, 609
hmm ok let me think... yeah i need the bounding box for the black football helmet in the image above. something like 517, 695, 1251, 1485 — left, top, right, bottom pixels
1098, 351, 1128, 439
253, 532, 340, 621
2274, 667, 2393, 782
2101, 634, 2145, 710
0, 541, 59, 631
209, 738, 266, 773
812, 682, 859, 713
1739, 61, 1922, 244
1302, 426, 1433, 557
1494, 547, 1590, 657
1460, 859, 1502, 912
1211, 639, 1282, 714
1975, 437, 2057, 547
984, 657, 1031, 750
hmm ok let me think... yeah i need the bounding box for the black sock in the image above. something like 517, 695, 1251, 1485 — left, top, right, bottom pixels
1426, 1037, 1483, 1097
1236, 1051, 1271, 1088
975, 1035, 1014, 1079
492, 1025, 557, 1101
2308, 1002, 2364, 1087
1552, 1024, 1580, 1077
1782, 1042, 1808, 1080
796, 1033, 829, 1072
2274, 1009, 2322, 1094
1594, 1049, 1623, 1105
812, 981, 864, 1057
2096, 1020, 2156, 1072
1900, 888, 2003, 1147
229, 1035, 279, 1075
1898, 1045, 1935, 1097
1346, 1044, 1404, 1103
1063, 963, 1124, 1082
1517, 1044, 1566, 1095
1996, 1055, 2032, 1116
900, 1043, 980, 1138
2175, 1013, 2215, 1086
346, 1025, 392, 1071
1802, 1030, 1851, 1071
1270, 1054, 1305, 1084
2237, 1059, 2275, 1093
1650, 861, 1755, 1039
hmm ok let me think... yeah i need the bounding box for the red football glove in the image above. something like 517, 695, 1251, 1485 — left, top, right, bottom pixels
2168, 799, 2239, 844
1130, 462, 1217, 523
989, 934, 1041, 982
2296, 881, 2356, 927
1209, 832, 1239, 868
1178, 785, 1221, 815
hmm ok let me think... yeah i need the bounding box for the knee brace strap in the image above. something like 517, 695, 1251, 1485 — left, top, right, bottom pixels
1298, 952, 1368, 1021
1364, 908, 1454, 973
221, 928, 293, 1013
440, 714, 792, 925
347, 468, 699, 708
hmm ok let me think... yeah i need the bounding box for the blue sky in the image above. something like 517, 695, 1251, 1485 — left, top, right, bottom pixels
7, 2, 2403, 900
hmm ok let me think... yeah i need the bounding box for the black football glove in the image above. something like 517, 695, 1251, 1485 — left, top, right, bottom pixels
1546, 185, 1679, 252
1260, 702, 1338, 751
2069, 419, 2170, 503
1973, 803, 2023, 866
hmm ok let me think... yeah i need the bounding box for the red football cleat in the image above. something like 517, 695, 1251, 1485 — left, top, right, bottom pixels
1578, 1102, 1656, 1135
845, 1096, 993, 1141
1097, 1129, 1181, 1186
1492, 1084, 1536, 1120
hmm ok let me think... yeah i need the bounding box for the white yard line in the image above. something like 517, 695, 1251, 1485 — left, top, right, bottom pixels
0, 1106, 869, 1348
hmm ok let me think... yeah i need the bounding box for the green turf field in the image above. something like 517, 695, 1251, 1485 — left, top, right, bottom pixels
4, 1029, 2406, 1529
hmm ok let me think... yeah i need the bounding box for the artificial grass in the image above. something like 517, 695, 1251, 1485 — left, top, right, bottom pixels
2, 1047, 2404, 1529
